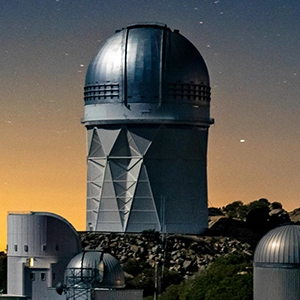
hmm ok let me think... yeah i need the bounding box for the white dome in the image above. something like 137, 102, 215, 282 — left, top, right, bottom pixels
65, 250, 125, 289
254, 225, 300, 265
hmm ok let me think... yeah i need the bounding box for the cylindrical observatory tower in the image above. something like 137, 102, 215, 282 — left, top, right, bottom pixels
83, 23, 214, 234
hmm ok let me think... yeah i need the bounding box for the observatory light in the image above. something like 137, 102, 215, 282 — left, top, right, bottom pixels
29, 257, 34, 267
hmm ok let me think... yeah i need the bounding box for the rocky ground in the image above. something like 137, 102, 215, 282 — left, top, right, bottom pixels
79, 230, 253, 277
79, 208, 299, 280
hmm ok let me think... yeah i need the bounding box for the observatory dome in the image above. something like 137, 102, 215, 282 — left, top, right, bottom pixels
254, 225, 300, 264
253, 225, 300, 300
83, 23, 213, 125
65, 250, 125, 289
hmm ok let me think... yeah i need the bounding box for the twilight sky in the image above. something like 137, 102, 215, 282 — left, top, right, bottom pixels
1, 0, 300, 250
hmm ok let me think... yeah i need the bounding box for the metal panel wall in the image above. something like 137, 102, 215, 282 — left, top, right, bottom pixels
254, 267, 300, 300
86, 124, 208, 234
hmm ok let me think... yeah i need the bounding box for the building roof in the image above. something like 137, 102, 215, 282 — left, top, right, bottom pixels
254, 225, 300, 265
83, 23, 213, 126
65, 250, 125, 289
7, 212, 82, 257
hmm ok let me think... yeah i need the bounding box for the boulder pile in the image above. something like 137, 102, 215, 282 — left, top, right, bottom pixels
79, 232, 252, 276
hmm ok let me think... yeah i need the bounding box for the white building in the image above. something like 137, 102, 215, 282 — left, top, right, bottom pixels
7, 212, 82, 299
6, 212, 142, 300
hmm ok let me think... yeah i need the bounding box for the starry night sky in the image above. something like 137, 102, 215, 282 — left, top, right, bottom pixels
1, 0, 300, 249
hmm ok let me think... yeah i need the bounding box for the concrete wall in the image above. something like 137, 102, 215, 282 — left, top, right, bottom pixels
92, 289, 143, 300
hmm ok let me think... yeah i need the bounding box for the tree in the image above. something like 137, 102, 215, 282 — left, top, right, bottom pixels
158, 284, 181, 300
123, 258, 147, 276
246, 206, 270, 233
271, 201, 282, 209
247, 198, 270, 211
205, 273, 253, 300
127, 266, 156, 297
223, 201, 248, 220
158, 253, 253, 300
0, 251, 7, 293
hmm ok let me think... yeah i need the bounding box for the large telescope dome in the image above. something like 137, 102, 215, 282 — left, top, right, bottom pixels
83, 23, 213, 234
83, 23, 213, 126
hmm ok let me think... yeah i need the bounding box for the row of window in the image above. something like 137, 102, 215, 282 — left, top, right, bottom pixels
168, 83, 210, 102
30, 272, 48, 281
85, 82, 210, 90
84, 84, 120, 102
85, 95, 120, 101
85, 82, 118, 90
168, 83, 210, 91
85, 91, 119, 96
30, 272, 56, 281
169, 91, 209, 96
12, 244, 59, 252
168, 94, 210, 102
84, 96, 210, 102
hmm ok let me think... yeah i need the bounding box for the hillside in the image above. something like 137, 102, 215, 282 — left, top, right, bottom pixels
79, 201, 299, 298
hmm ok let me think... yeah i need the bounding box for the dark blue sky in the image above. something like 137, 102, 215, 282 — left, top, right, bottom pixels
0, 0, 299, 248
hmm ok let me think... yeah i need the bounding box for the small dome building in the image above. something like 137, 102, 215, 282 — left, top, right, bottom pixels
253, 225, 300, 300
63, 251, 125, 299
65, 251, 125, 290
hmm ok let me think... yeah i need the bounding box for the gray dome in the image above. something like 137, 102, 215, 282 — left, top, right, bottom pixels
65, 251, 125, 289
83, 23, 213, 126
254, 225, 300, 265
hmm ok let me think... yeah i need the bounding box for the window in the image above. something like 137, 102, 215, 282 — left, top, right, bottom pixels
42, 244, 46, 251
14, 245, 18, 252
30, 273, 35, 281
24, 245, 28, 252
41, 273, 46, 281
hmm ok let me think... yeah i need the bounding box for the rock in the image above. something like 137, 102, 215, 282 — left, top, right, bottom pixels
130, 245, 139, 253
183, 260, 192, 269
148, 254, 154, 261
289, 208, 300, 223
243, 250, 252, 256
79, 228, 254, 279
124, 271, 134, 279
269, 208, 291, 225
